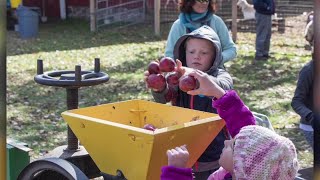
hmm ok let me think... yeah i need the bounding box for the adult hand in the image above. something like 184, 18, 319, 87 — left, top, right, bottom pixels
187, 70, 225, 99
167, 145, 189, 168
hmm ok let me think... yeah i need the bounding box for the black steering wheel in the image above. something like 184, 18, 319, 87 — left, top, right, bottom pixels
34, 59, 109, 88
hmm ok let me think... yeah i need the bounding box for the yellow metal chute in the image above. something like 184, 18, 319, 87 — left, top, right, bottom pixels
62, 99, 224, 180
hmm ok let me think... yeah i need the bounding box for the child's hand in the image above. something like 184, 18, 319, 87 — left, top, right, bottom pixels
175, 59, 193, 77
187, 70, 225, 99
143, 71, 150, 85
143, 70, 150, 88
167, 145, 189, 168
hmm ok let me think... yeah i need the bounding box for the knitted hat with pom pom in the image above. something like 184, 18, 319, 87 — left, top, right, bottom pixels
233, 125, 299, 180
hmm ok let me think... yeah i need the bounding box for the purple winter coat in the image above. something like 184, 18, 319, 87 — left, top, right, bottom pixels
161, 90, 256, 180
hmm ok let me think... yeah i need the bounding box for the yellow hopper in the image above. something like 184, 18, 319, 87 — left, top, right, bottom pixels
61, 99, 225, 180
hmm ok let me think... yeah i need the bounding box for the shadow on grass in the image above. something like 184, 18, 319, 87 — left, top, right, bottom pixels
229, 56, 299, 90
7, 19, 170, 56
276, 125, 311, 152
7, 54, 302, 154
7, 20, 312, 158
7, 48, 156, 154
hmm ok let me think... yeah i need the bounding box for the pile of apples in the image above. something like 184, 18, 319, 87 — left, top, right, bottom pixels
144, 57, 199, 132
146, 57, 198, 93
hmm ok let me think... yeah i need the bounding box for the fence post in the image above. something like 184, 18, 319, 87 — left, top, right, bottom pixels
154, 0, 160, 36
231, 0, 237, 43
90, 0, 96, 32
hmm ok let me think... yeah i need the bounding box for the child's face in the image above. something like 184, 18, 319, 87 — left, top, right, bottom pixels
185, 38, 215, 72
192, 0, 209, 13
219, 139, 234, 173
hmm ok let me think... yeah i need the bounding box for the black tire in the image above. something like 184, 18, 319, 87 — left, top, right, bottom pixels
18, 158, 89, 180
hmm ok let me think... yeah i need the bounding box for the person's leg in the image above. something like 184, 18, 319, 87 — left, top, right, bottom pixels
255, 13, 268, 60
263, 15, 272, 57
302, 130, 314, 150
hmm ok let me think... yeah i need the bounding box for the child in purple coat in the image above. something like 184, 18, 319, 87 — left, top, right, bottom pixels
161, 70, 299, 180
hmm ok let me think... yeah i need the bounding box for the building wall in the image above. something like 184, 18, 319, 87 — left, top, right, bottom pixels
23, 0, 89, 19
23, 0, 60, 18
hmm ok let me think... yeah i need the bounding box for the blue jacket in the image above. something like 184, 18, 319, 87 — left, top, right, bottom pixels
253, 0, 276, 15
153, 26, 233, 169
165, 15, 236, 66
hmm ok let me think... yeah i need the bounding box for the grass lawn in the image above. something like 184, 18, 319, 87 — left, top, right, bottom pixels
7, 15, 313, 168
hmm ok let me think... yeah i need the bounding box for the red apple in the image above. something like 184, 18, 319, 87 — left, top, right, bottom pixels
143, 124, 156, 131
148, 61, 160, 74
159, 57, 176, 72
147, 74, 166, 90
179, 75, 198, 92
166, 72, 181, 87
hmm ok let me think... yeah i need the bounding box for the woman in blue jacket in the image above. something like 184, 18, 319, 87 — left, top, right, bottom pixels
165, 0, 237, 67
